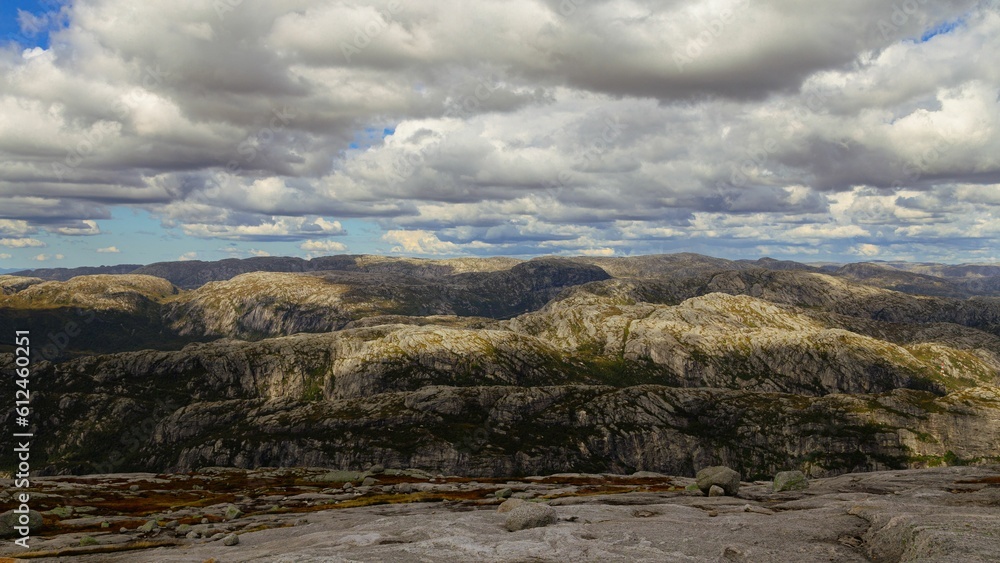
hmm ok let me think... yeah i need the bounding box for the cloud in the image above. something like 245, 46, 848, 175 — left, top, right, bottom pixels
178, 252, 198, 261
0, 238, 46, 248
33, 253, 64, 261
299, 240, 348, 253
0, 1, 997, 262
383, 230, 462, 255
0, 253, 11, 260
0, 220, 36, 236
96, 246, 121, 253
51, 220, 101, 236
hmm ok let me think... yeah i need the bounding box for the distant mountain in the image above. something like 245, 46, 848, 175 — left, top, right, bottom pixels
11, 264, 143, 280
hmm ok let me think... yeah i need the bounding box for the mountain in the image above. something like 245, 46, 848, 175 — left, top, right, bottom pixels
9, 264, 143, 281
1, 254, 998, 479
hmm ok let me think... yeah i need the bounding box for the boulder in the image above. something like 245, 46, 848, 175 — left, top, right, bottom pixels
708, 485, 725, 497
696, 466, 741, 496
773, 470, 809, 492
224, 505, 243, 520
223, 533, 240, 546
0, 510, 43, 538
504, 503, 557, 532
497, 498, 527, 514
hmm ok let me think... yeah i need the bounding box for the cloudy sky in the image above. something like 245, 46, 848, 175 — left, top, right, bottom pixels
1, 0, 998, 269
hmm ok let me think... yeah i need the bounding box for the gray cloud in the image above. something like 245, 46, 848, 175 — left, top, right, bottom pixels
0, 0, 997, 260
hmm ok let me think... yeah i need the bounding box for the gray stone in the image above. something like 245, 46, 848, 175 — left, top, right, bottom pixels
696, 466, 741, 496
48, 506, 73, 518
177, 523, 192, 534
79, 535, 98, 546
504, 503, 557, 532
223, 533, 240, 546
0, 509, 43, 538
186, 531, 199, 539
224, 504, 243, 520
138, 519, 158, 533
310, 470, 362, 483
362, 477, 377, 487
367, 464, 385, 475
773, 470, 809, 492
708, 485, 726, 497
497, 498, 526, 514
495, 488, 513, 499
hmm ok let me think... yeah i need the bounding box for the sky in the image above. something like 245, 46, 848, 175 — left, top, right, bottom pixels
0, 0, 999, 269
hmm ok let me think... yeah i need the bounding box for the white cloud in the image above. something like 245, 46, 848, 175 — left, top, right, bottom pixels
33, 253, 64, 261
249, 249, 271, 257
383, 230, 461, 255
50, 220, 101, 236
299, 240, 348, 253
178, 252, 198, 261
0, 253, 11, 259
0, 220, 35, 236
851, 244, 882, 257
0, 238, 46, 248
96, 246, 121, 253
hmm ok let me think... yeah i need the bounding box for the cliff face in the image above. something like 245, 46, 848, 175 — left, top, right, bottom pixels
1, 254, 999, 478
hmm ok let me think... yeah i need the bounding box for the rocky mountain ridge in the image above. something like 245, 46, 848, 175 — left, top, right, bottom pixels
1, 253, 999, 481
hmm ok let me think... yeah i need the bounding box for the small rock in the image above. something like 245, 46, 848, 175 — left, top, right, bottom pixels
362, 477, 377, 487
224, 505, 242, 520
495, 488, 513, 499
177, 524, 191, 534
119, 527, 129, 534
368, 464, 385, 475
201, 518, 209, 524
708, 510, 719, 517
48, 506, 74, 518
742, 504, 775, 515
504, 503, 557, 532
497, 498, 527, 514
696, 466, 741, 496
223, 533, 240, 546
138, 520, 158, 533
164, 520, 179, 529
397, 483, 414, 494
100, 521, 110, 529
773, 470, 809, 492
128, 484, 140, 492
79, 535, 98, 546
186, 531, 199, 539
210, 532, 226, 541
709, 485, 726, 497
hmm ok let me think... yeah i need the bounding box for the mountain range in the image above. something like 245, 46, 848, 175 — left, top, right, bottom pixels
1, 253, 998, 480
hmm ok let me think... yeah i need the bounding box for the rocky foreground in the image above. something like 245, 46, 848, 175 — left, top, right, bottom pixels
1, 465, 999, 562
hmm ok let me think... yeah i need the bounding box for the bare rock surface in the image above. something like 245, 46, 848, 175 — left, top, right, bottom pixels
0, 465, 997, 562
